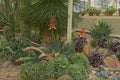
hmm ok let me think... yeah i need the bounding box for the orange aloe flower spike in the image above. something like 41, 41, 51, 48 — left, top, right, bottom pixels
78, 28, 85, 38
48, 16, 57, 30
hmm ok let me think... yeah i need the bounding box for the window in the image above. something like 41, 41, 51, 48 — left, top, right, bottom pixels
95, 0, 113, 9
118, 0, 120, 8
73, 0, 88, 12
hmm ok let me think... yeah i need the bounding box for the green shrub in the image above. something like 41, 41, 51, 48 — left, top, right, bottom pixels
105, 6, 117, 14
87, 7, 96, 14
44, 55, 69, 78
66, 63, 88, 80
94, 9, 101, 14
20, 55, 70, 80
20, 62, 46, 80
67, 54, 90, 71
66, 54, 90, 80
20, 54, 90, 80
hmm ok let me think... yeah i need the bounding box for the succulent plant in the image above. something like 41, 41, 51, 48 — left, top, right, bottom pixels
73, 28, 87, 53
89, 21, 112, 40
95, 66, 111, 79
88, 50, 104, 67
73, 37, 86, 53
98, 38, 107, 48
110, 41, 120, 53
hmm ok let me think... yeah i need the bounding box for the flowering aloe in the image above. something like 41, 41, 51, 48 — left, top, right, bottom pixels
73, 28, 87, 53
48, 16, 57, 30
77, 28, 85, 38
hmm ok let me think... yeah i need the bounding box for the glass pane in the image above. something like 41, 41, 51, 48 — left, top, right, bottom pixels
73, 0, 88, 12
95, 0, 113, 9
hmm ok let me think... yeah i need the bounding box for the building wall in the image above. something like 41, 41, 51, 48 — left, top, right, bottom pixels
75, 16, 120, 36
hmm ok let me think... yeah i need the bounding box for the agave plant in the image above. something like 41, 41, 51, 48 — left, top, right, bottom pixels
40, 36, 74, 54
89, 21, 112, 49
89, 20, 112, 40
15, 37, 75, 63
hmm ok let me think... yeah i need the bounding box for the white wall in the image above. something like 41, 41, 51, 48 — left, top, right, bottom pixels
90, 0, 95, 7
117, 0, 120, 8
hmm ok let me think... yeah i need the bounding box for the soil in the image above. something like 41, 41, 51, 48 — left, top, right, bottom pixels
0, 61, 20, 80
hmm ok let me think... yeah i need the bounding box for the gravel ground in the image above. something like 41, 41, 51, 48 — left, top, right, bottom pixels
0, 61, 20, 80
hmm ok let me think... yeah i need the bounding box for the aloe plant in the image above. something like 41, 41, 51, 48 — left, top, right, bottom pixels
89, 21, 112, 39
89, 21, 112, 49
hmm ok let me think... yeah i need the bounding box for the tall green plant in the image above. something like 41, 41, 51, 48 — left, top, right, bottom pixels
0, 0, 32, 39
21, 0, 80, 40
0, 0, 20, 38
21, 0, 68, 39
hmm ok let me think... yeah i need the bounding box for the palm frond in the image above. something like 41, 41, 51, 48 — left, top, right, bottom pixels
21, 0, 68, 38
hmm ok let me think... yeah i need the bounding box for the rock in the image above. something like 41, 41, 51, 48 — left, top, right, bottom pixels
91, 70, 96, 74
110, 71, 114, 76
89, 72, 96, 79
109, 76, 113, 79
115, 71, 120, 75
89, 69, 97, 79
104, 55, 120, 69
83, 40, 91, 55
96, 72, 101, 77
